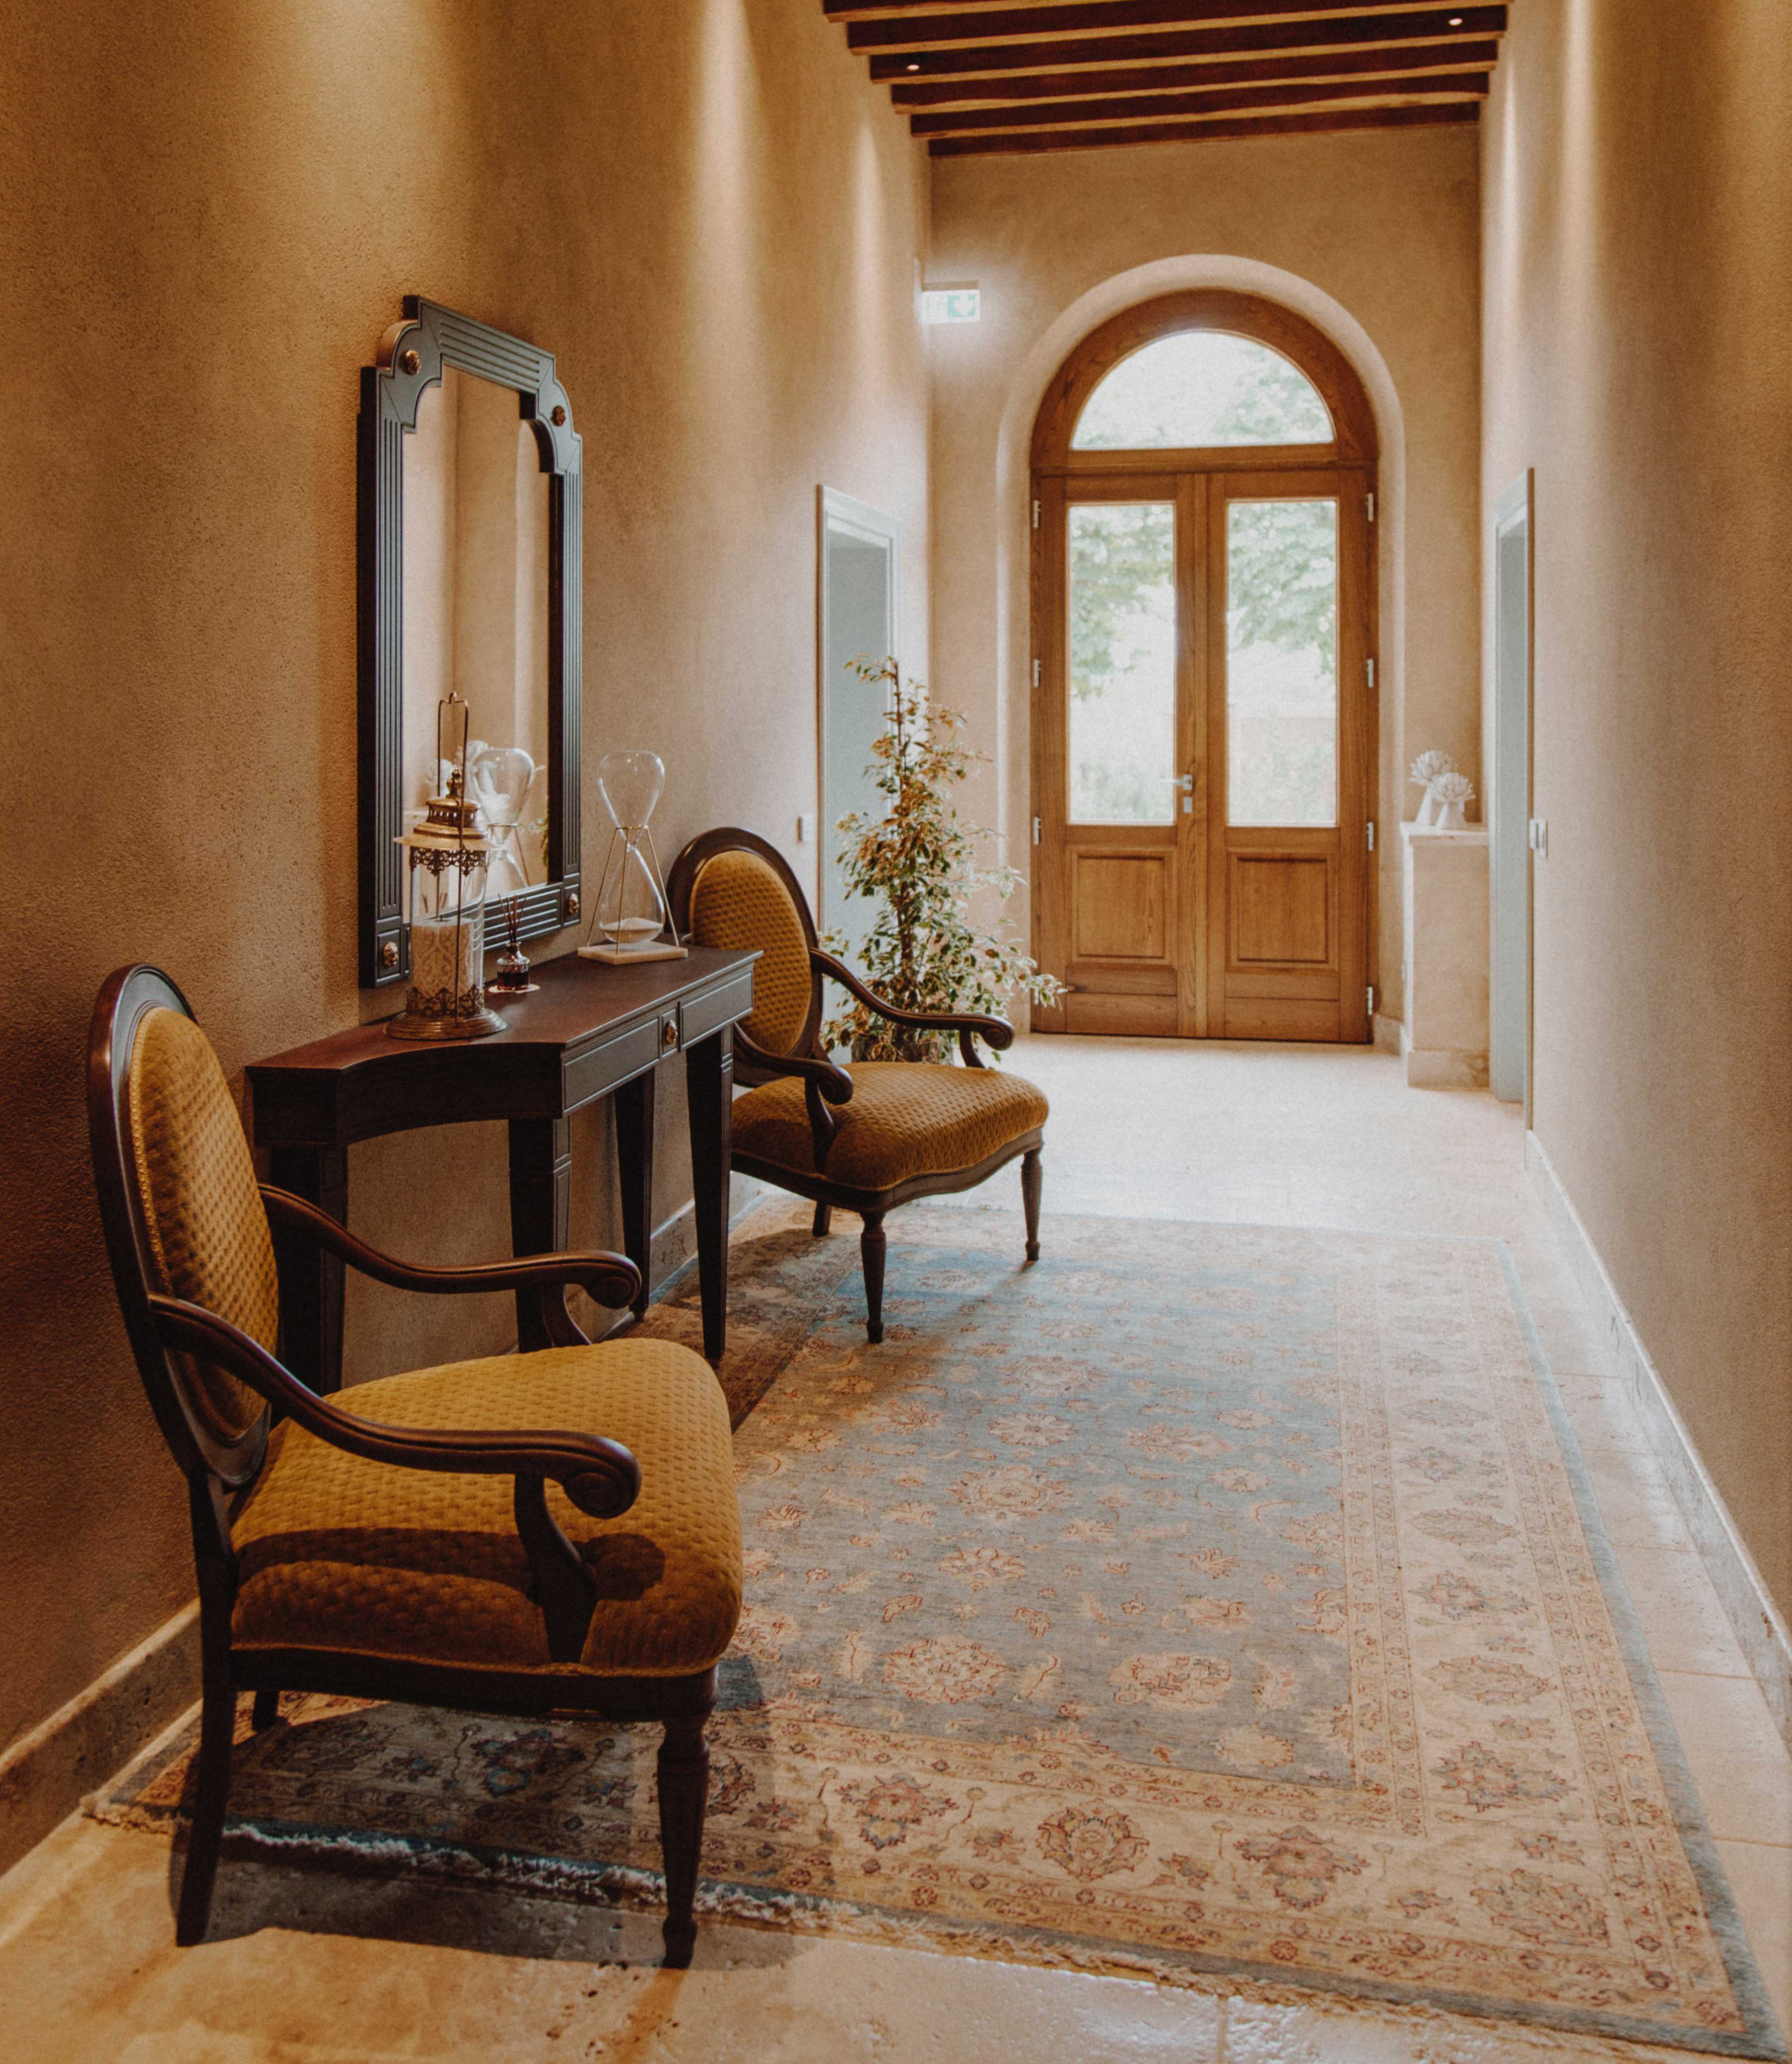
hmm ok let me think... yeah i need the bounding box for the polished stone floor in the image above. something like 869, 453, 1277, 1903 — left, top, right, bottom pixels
3, 1035, 1788, 2062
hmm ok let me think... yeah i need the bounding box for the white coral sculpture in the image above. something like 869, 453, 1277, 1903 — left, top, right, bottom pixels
1409, 749, 1460, 828
1427, 768, 1475, 829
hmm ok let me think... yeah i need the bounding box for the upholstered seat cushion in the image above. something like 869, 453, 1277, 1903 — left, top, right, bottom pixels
231, 1341, 741, 1678
731, 1061, 1047, 1191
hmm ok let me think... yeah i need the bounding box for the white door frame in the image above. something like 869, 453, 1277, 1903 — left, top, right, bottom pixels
1490, 472, 1533, 1110
817, 487, 900, 939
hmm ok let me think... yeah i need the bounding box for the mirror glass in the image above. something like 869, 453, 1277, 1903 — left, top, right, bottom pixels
403, 365, 551, 900
818, 491, 898, 965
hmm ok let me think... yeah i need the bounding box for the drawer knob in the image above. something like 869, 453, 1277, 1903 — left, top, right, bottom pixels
662, 1017, 679, 1050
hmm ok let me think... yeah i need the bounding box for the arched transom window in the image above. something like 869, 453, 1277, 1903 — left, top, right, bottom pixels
1071, 332, 1333, 451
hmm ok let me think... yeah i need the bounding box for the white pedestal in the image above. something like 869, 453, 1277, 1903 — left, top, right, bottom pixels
1400, 823, 1490, 1089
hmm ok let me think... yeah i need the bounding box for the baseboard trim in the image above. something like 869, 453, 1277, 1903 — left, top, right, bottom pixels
1526, 1132, 1792, 1750
1398, 1020, 1490, 1089
1372, 1011, 1402, 1055
648, 1174, 768, 1286
0, 1603, 200, 1878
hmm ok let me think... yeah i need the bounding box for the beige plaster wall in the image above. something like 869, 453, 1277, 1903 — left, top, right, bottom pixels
927, 125, 1481, 1020
0, 0, 930, 1755
1482, 0, 1792, 1612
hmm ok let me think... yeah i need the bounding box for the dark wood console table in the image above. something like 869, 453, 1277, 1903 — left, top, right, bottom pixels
246, 947, 757, 1392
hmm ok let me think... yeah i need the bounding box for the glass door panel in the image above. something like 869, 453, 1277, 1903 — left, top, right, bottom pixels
1067, 500, 1177, 824
1225, 498, 1338, 828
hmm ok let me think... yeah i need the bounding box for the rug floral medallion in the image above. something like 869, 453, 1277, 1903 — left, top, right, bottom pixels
99, 1209, 1783, 2057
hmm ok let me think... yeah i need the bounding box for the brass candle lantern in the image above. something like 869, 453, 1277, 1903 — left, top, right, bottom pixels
390, 694, 506, 1041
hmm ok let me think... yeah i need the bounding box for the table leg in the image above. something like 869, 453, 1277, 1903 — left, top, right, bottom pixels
269, 1145, 347, 1395
613, 1067, 656, 1323
508, 1115, 571, 1352
684, 1028, 732, 1363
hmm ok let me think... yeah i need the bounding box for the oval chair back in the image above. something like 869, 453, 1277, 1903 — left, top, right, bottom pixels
88, 964, 274, 1493
669, 829, 826, 1076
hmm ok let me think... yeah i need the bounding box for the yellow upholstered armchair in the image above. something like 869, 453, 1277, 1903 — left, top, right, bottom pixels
87, 965, 742, 1962
668, 829, 1048, 1342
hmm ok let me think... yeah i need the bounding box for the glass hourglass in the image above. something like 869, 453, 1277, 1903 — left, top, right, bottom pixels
578, 750, 688, 964
468, 743, 544, 900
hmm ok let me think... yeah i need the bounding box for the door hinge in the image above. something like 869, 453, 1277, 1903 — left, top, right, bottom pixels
1032, 498, 1040, 529
1366, 819, 1376, 853
1366, 657, 1376, 690
1367, 491, 1376, 523
1032, 815, 1041, 846
1368, 984, 1377, 1017
1032, 658, 1041, 688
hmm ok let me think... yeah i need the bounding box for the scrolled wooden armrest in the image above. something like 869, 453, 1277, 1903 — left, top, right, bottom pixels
811, 949, 1014, 1068
149, 1295, 641, 1517
150, 1294, 639, 1662
733, 1027, 854, 1168
731, 1029, 853, 1101
260, 1186, 641, 1346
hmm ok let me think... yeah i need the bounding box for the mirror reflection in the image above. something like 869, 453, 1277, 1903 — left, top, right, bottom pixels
403, 364, 551, 899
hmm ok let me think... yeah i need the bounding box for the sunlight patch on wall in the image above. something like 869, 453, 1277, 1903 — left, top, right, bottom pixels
850, 120, 892, 409
1556, 0, 1602, 327
687, 0, 773, 443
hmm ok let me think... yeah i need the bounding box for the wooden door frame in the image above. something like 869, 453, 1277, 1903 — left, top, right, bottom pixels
1029, 291, 1379, 1042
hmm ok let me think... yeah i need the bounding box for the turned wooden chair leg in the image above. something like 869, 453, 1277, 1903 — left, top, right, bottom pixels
1021, 1147, 1043, 1265
812, 1201, 832, 1237
657, 1713, 711, 1967
176, 1658, 235, 1945
859, 1212, 888, 1343
250, 1688, 281, 1731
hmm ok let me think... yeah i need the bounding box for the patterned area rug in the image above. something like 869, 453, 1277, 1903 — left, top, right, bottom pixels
94, 1209, 1783, 2057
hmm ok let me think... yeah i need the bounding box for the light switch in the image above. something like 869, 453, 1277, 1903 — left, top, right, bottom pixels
797, 812, 818, 845
1528, 818, 1549, 857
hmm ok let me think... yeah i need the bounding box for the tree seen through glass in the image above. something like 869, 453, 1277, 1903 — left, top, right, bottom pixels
1227, 500, 1338, 828
1072, 331, 1331, 449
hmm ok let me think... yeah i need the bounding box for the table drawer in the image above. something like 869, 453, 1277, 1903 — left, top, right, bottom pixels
562, 1015, 663, 1109
680, 968, 755, 1047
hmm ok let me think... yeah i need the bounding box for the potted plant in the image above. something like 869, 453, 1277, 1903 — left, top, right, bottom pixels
824, 657, 1062, 1063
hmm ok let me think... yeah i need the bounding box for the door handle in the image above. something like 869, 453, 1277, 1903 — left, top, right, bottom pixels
1163, 773, 1193, 792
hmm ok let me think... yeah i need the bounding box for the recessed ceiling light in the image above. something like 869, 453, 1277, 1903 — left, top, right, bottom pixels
907, 63, 920, 71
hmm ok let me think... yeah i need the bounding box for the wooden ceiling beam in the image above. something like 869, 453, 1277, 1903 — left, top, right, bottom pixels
849, 0, 1461, 55
829, 0, 1157, 15
927, 97, 1478, 154
869, 7, 1506, 81
909, 69, 1486, 133
890, 38, 1497, 104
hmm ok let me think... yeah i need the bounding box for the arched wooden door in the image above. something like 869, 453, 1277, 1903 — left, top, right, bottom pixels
1029, 292, 1378, 1043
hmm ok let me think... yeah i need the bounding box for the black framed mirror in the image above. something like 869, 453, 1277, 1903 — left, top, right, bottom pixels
358, 297, 582, 988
